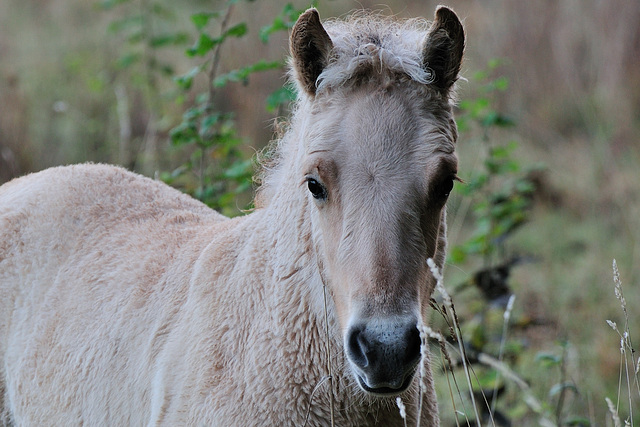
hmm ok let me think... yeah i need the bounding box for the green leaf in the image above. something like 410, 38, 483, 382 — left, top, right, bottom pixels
186, 33, 216, 57
564, 417, 591, 426
199, 113, 223, 139
216, 192, 236, 209
150, 3, 176, 20
224, 22, 248, 38
100, 0, 130, 10
158, 63, 175, 76
472, 69, 488, 82
455, 115, 469, 133
170, 123, 198, 146
447, 246, 467, 264
174, 66, 202, 90
235, 179, 252, 194
224, 159, 253, 180
108, 15, 143, 33
259, 3, 300, 43
266, 85, 296, 112
186, 23, 246, 58
259, 17, 288, 43
171, 106, 204, 146
493, 76, 509, 91
549, 382, 578, 397
127, 30, 144, 45
116, 52, 141, 69
482, 111, 515, 128
515, 179, 535, 194
214, 60, 283, 87
191, 12, 220, 31
487, 58, 503, 70
150, 33, 189, 48
535, 352, 562, 368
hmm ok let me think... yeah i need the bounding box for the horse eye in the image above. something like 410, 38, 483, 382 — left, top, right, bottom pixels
436, 175, 455, 200
442, 177, 454, 197
307, 178, 327, 200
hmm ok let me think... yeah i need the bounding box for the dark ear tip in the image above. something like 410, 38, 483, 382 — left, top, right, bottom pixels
435, 5, 456, 19
298, 8, 320, 24
291, 9, 319, 39
434, 5, 464, 33
305, 7, 320, 17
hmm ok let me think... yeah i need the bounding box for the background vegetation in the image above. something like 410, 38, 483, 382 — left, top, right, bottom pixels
1, 0, 639, 425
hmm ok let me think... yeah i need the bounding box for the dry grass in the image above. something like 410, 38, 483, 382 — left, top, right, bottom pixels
427, 258, 639, 426
605, 260, 639, 426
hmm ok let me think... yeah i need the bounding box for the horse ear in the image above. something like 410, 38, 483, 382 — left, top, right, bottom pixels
423, 6, 465, 95
290, 8, 333, 96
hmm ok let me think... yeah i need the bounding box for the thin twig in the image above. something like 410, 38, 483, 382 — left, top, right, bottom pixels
303, 375, 331, 427
314, 252, 335, 426
490, 294, 516, 417
198, 3, 234, 193
555, 343, 568, 426
322, 279, 335, 426
206, 4, 234, 110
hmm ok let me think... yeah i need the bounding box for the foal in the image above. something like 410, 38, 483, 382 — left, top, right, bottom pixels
0, 6, 464, 426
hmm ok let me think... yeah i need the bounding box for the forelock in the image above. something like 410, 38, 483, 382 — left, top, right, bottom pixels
314, 12, 434, 92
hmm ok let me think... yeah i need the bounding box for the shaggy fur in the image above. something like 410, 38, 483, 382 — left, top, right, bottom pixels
0, 6, 464, 426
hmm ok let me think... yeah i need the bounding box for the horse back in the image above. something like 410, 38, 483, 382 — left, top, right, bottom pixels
0, 164, 225, 424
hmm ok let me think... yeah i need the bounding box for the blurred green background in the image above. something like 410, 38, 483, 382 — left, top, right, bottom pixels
1, 0, 638, 424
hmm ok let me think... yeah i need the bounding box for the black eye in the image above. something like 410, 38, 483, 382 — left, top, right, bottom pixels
442, 176, 454, 197
436, 175, 455, 200
307, 178, 327, 200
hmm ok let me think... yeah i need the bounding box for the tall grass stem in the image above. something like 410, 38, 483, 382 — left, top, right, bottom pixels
322, 280, 335, 426
490, 294, 516, 416
427, 258, 482, 426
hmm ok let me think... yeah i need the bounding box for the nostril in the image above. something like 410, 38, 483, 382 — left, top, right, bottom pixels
404, 326, 422, 365
346, 319, 423, 394
347, 326, 370, 368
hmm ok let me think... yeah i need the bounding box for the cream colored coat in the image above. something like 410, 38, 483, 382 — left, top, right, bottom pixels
0, 163, 439, 425
0, 164, 344, 425
0, 6, 465, 426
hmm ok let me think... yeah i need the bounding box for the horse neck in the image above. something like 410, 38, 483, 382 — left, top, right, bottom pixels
256, 134, 333, 329
247, 96, 343, 345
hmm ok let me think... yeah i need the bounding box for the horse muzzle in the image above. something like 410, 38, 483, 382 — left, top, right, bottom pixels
345, 316, 422, 396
